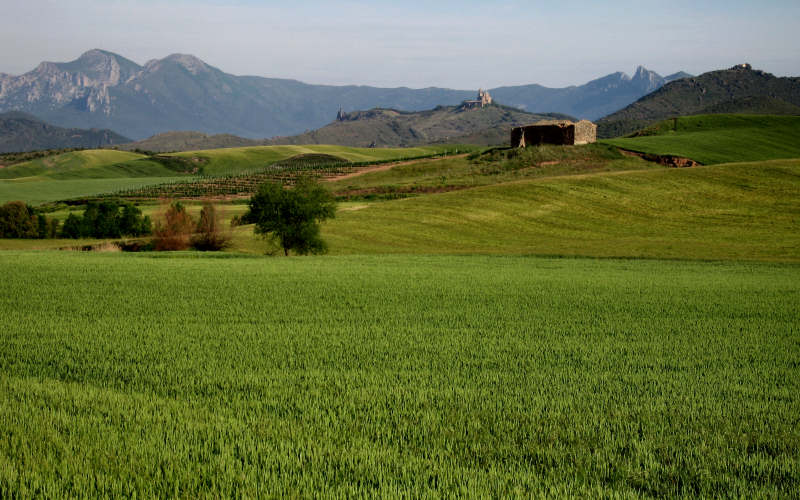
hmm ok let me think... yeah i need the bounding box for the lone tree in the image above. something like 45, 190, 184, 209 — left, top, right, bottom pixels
244, 177, 336, 256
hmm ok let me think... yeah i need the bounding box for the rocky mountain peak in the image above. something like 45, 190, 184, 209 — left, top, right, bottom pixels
56, 49, 141, 86
631, 66, 664, 92
161, 54, 211, 75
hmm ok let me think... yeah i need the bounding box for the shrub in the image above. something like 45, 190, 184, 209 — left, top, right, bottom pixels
0, 201, 37, 238
191, 202, 231, 251
153, 202, 194, 251
60, 214, 83, 239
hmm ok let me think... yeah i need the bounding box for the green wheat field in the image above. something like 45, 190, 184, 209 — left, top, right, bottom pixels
1, 254, 798, 497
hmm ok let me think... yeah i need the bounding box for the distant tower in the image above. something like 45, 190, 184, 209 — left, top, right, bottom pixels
336, 107, 346, 121
478, 88, 493, 107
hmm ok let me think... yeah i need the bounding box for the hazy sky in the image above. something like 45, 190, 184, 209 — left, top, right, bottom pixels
1, 0, 798, 89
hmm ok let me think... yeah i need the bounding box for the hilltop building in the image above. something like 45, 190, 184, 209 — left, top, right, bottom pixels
336, 107, 347, 121
461, 89, 493, 109
511, 120, 597, 147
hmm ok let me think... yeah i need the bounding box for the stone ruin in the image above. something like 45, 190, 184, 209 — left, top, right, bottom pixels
511, 120, 597, 147
461, 89, 493, 109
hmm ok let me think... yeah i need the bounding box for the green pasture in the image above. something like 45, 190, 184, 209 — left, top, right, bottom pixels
0, 253, 797, 497
0, 150, 147, 179
321, 159, 800, 261
603, 114, 800, 164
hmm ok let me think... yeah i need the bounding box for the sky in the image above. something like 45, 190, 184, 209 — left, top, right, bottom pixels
1, 0, 798, 89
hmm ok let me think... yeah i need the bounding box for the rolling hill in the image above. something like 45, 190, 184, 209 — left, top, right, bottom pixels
602, 114, 800, 164
0, 111, 130, 153
266, 104, 572, 148
120, 131, 262, 153
321, 159, 800, 261
0, 144, 462, 204
1, 49, 687, 140
598, 65, 800, 137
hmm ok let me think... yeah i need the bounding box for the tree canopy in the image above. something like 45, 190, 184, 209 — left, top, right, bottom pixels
243, 178, 336, 256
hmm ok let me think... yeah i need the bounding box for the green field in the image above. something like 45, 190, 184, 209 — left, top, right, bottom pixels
603, 115, 800, 165
3, 157, 798, 262
0, 176, 194, 206
0, 150, 148, 179
318, 159, 800, 261
1, 253, 797, 497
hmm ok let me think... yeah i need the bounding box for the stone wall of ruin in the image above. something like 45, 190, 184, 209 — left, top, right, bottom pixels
511, 124, 574, 147
574, 120, 597, 145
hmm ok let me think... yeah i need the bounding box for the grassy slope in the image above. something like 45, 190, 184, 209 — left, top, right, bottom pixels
321, 159, 800, 261
602, 115, 800, 164
0, 150, 146, 179
327, 144, 658, 195
168, 144, 467, 176
0, 253, 797, 496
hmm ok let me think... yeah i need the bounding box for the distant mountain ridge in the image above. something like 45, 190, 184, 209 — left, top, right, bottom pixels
0, 111, 130, 153
598, 65, 800, 137
492, 67, 691, 121
0, 49, 690, 140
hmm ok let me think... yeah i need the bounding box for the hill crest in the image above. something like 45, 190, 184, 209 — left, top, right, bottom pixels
598, 65, 800, 137
0, 112, 130, 154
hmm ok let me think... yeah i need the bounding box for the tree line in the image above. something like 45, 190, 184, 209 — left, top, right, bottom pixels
0, 200, 151, 240
2, 176, 337, 255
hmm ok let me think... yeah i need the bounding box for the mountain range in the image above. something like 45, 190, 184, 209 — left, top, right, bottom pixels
0, 49, 689, 140
0, 111, 130, 154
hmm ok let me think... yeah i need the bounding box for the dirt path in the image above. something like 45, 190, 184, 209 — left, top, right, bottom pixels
326, 154, 469, 182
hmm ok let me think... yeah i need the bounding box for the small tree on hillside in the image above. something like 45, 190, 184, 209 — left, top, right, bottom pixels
243, 177, 336, 256
153, 202, 194, 251
191, 201, 230, 251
